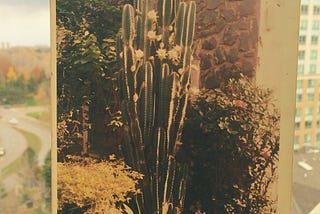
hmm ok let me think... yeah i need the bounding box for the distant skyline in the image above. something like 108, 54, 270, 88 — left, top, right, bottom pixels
0, 0, 50, 47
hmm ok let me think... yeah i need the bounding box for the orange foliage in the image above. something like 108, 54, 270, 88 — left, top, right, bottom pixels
32, 66, 42, 79
6, 66, 17, 81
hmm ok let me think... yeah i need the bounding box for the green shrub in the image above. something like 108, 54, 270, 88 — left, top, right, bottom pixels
180, 75, 280, 214
43, 151, 51, 210
57, 0, 123, 158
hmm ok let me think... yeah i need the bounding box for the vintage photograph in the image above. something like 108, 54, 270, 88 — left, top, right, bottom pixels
56, 0, 297, 213
0, 0, 51, 213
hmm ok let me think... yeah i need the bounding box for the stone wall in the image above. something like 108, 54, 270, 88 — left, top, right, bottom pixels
194, 0, 260, 89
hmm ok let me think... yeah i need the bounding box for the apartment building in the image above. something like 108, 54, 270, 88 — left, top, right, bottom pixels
295, 0, 320, 150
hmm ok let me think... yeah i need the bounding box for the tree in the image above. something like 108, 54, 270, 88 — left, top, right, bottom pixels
180, 76, 280, 214
56, 0, 123, 159
6, 66, 17, 82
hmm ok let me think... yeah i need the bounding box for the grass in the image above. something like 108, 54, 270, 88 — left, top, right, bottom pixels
0, 128, 42, 179
26, 111, 50, 124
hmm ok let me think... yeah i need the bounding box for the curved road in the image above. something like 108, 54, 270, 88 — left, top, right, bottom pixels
0, 106, 51, 171
0, 122, 27, 171
0, 106, 51, 213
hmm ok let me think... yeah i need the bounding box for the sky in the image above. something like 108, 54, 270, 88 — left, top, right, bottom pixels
0, 0, 50, 47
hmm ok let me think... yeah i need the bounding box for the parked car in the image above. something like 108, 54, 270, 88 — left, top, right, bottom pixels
0, 147, 5, 156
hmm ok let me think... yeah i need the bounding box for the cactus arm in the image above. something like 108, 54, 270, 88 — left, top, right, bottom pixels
119, 1, 197, 213
174, 2, 187, 46
162, 156, 176, 212
122, 4, 136, 46
142, 62, 154, 144
158, 0, 174, 46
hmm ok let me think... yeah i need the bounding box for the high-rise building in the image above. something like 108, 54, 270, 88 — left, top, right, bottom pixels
295, 0, 320, 150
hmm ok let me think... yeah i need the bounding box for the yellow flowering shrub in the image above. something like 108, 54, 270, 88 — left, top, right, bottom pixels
58, 156, 143, 213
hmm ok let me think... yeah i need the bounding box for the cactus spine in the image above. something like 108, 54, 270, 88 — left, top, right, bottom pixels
118, 0, 196, 213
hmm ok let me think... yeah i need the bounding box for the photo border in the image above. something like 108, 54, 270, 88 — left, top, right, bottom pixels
50, 0, 301, 213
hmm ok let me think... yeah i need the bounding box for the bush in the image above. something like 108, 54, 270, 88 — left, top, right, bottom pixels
57, 0, 123, 157
43, 151, 51, 210
180, 76, 280, 214
57, 156, 143, 214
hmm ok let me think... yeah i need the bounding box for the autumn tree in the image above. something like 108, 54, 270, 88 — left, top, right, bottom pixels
6, 66, 17, 82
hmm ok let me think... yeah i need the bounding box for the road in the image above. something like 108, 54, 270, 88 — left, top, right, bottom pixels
0, 106, 51, 168
0, 106, 51, 213
291, 149, 320, 214
0, 122, 27, 171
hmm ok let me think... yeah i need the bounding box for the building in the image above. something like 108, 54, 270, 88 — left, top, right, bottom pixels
295, 0, 320, 150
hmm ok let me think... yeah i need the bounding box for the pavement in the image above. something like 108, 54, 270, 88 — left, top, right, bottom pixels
0, 123, 27, 171
292, 149, 320, 214
0, 106, 51, 166
0, 105, 51, 213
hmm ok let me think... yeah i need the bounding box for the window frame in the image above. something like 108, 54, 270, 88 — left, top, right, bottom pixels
311, 50, 318, 60
311, 35, 318, 45
300, 35, 306, 45
301, 5, 309, 15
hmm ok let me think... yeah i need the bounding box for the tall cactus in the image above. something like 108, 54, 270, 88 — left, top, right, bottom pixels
118, 0, 196, 213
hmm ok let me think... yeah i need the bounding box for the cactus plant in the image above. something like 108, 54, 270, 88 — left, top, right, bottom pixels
118, 0, 196, 213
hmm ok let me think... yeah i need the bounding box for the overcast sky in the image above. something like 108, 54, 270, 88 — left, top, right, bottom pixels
0, 0, 50, 47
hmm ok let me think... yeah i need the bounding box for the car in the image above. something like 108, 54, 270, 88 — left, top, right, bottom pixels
8, 117, 18, 125
0, 147, 5, 156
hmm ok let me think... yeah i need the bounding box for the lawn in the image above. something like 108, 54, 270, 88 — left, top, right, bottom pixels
0, 128, 41, 178
26, 111, 50, 124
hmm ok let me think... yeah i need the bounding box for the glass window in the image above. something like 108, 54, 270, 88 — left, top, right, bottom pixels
301, 5, 308, 14
313, 20, 320, 30
306, 107, 313, 116
305, 121, 312, 128
308, 79, 315, 87
314, 6, 320, 15
295, 122, 300, 130
298, 64, 304, 74
311, 50, 318, 60
300, 20, 308, 30
296, 94, 302, 102
300, 36, 306, 45
297, 80, 303, 89
311, 35, 318, 44
304, 134, 311, 146
310, 64, 317, 73
307, 93, 314, 101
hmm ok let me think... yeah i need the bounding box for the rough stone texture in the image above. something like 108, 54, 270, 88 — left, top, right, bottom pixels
239, 32, 250, 52
223, 26, 238, 46
199, 11, 217, 27
240, 0, 256, 17
221, 9, 235, 22
227, 48, 239, 63
194, 0, 260, 89
214, 47, 227, 64
207, 0, 224, 10
240, 60, 255, 77
200, 54, 212, 70
202, 39, 217, 50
